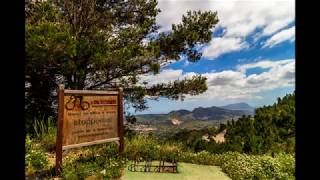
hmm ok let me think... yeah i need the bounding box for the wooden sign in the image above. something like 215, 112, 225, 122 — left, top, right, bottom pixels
55, 85, 124, 176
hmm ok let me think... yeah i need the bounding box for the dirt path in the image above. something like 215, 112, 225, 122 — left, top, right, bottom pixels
212, 129, 226, 143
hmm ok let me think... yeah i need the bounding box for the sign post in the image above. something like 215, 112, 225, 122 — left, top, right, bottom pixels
55, 85, 64, 176
55, 85, 124, 177
118, 87, 124, 153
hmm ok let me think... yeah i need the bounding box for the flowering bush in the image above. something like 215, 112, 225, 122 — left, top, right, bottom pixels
214, 152, 295, 180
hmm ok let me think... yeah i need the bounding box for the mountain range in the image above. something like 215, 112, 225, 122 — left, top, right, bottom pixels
134, 103, 255, 127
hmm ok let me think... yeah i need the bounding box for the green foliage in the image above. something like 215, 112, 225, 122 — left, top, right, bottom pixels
214, 152, 295, 180
124, 135, 182, 162
272, 152, 295, 178
125, 135, 159, 160
25, 0, 75, 121
25, 127, 295, 179
62, 143, 126, 180
158, 143, 182, 162
25, 135, 49, 175
162, 126, 229, 154
25, 0, 219, 123
121, 93, 296, 178
32, 116, 57, 151
124, 134, 295, 179
160, 10, 219, 62
145, 75, 208, 101
179, 151, 215, 165
225, 92, 295, 154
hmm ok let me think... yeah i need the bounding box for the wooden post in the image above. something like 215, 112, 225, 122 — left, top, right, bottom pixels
118, 87, 124, 153
176, 159, 178, 173
55, 84, 64, 177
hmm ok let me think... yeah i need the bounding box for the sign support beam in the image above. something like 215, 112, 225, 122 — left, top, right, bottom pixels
55, 85, 64, 177
118, 87, 124, 153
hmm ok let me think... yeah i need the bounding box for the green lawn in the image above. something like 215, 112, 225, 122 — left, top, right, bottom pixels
121, 162, 231, 180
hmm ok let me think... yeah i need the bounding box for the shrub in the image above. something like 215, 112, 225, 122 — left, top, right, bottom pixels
214, 152, 295, 180
125, 135, 184, 162
158, 143, 183, 162
274, 152, 295, 180
179, 150, 215, 165
62, 143, 126, 180
25, 135, 49, 175
124, 135, 159, 161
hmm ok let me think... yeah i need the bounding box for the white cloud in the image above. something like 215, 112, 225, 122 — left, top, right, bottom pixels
203, 37, 249, 58
139, 69, 197, 85
182, 60, 190, 67
140, 59, 295, 101
156, 0, 295, 59
204, 70, 246, 87
236, 59, 293, 73
263, 26, 295, 48
140, 69, 183, 84
156, 0, 213, 32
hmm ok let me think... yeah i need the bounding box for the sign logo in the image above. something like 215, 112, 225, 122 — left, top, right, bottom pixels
65, 95, 90, 110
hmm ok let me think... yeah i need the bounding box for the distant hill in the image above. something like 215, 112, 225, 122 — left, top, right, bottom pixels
219, 102, 255, 112
133, 103, 255, 130
190, 106, 251, 120
169, 109, 191, 117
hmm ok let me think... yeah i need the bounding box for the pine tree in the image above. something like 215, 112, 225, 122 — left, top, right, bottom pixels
25, 0, 219, 121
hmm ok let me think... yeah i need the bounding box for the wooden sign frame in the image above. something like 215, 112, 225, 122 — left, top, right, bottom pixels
55, 85, 124, 176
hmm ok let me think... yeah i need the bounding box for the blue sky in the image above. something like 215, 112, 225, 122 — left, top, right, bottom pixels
133, 0, 295, 114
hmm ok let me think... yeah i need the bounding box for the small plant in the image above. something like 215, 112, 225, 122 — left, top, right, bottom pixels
125, 135, 159, 161
179, 150, 215, 165
32, 116, 56, 151
158, 143, 183, 162
25, 135, 49, 175
62, 143, 126, 179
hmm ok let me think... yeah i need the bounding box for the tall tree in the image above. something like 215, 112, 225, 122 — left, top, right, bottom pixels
225, 92, 295, 154
25, 0, 219, 121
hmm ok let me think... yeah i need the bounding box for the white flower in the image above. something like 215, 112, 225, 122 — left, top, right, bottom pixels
100, 169, 106, 175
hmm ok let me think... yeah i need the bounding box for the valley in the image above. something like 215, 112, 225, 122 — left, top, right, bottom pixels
127, 103, 255, 133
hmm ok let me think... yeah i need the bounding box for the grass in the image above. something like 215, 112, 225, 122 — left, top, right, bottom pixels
32, 116, 57, 152
122, 162, 231, 180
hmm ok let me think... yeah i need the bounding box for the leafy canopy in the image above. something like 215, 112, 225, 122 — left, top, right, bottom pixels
225, 92, 295, 154
25, 0, 219, 121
